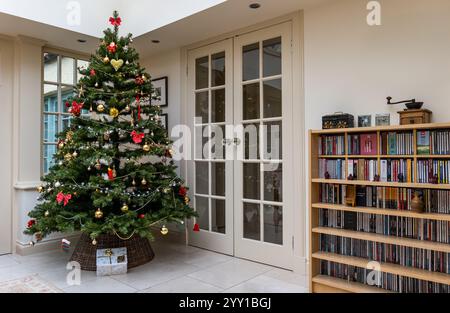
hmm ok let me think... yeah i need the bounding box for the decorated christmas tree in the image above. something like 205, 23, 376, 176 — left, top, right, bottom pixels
25, 11, 195, 246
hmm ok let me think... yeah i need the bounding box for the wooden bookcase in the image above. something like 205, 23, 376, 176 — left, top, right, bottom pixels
309, 122, 450, 293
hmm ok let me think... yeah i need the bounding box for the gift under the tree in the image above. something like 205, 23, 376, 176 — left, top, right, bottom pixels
96, 247, 127, 276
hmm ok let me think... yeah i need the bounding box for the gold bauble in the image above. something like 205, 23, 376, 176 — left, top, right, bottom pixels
121, 204, 129, 213
109, 107, 119, 118
44, 210, 49, 217
103, 56, 110, 63
184, 196, 190, 205
58, 141, 65, 149
124, 105, 131, 112
66, 131, 74, 142
92, 239, 97, 245
64, 153, 72, 161
160, 226, 169, 235
97, 103, 105, 112
72, 151, 78, 158
132, 179, 136, 186
37, 186, 44, 193
94, 208, 103, 219
141, 178, 147, 186
143, 143, 150, 152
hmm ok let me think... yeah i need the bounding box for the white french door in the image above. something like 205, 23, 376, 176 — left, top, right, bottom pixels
187, 22, 294, 269
187, 39, 234, 255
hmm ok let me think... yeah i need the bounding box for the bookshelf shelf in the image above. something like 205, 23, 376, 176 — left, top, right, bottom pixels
311, 203, 450, 222
311, 275, 391, 293
312, 226, 450, 253
312, 252, 450, 285
310, 123, 450, 293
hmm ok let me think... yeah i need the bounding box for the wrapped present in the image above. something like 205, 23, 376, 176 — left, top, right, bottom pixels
96, 247, 128, 276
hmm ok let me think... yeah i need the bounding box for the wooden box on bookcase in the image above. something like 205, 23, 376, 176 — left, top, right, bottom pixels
309, 123, 450, 293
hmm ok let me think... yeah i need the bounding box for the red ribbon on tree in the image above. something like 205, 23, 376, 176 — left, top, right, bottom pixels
109, 16, 122, 26
131, 130, 145, 144
56, 192, 72, 206
136, 95, 141, 121
69, 101, 83, 117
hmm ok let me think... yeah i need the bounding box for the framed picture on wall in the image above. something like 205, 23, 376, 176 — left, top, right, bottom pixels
151, 76, 168, 107
160, 113, 168, 132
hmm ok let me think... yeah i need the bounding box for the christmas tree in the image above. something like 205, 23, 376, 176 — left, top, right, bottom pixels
25, 11, 195, 244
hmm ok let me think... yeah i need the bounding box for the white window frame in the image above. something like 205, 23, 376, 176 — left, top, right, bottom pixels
41, 49, 89, 174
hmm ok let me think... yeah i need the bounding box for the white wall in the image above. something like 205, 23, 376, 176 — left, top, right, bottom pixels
304, 0, 450, 129
142, 49, 183, 136
0, 37, 14, 254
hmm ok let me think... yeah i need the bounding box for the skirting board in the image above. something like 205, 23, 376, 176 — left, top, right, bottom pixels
16, 228, 187, 256
16, 233, 81, 256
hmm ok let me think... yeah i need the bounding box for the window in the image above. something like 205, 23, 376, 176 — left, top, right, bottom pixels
42, 52, 89, 173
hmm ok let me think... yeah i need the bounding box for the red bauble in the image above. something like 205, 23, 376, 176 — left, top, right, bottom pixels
135, 76, 144, 85
65, 101, 70, 108
107, 42, 117, 53
138, 214, 145, 219
27, 219, 36, 228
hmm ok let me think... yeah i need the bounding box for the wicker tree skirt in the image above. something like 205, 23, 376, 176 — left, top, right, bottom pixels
70, 233, 155, 271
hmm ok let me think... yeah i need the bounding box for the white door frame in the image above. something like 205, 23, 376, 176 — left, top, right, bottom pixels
180, 12, 306, 273
186, 39, 234, 255
233, 22, 294, 269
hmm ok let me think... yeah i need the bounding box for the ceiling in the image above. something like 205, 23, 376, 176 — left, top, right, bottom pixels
0, 0, 332, 57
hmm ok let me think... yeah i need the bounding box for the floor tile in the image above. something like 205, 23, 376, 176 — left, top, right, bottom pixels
141, 276, 223, 293
264, 268, 308, 287
224, 274, 307, 293
63, 276, 137, 293
112, 260, 200, 290
0, 255, 20, 268
38, 268, 98, 290
187, 258, 272, 289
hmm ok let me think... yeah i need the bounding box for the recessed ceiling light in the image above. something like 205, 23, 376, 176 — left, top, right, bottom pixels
249, 3, 261, 9
77, 39, 87, 43
151, 40, 160, 44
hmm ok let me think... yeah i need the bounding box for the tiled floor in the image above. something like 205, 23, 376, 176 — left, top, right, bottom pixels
0, 240, 308, 293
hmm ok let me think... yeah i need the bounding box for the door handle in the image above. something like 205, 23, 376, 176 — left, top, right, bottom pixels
222, 138, 233, 146
233, 138, 242, 146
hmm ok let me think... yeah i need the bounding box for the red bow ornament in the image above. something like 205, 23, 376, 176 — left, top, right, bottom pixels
90, 69, 96, 76
56, 192, 72, 206
109, 16, 122, 26
131, 130, 145, 144
69, 101, 83, 117
107, 42, 117, 53
178, 186, 187, 197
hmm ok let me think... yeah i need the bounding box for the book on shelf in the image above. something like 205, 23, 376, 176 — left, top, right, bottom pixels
319, 234, 450, 275
380, 132, 414, 155
318, 183, 450, 214
319, 135, 345, 155
417, 130, 431, 155
348, 134, 360, 155
430, 130, 450, 155
417, 159, 450, 184
319, 208, 450, 244
319, 260, 450, 293
348, 159, 378, 181
318, 159, 345, 179
379, 159, 413, 182
360, 133, 377, 155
